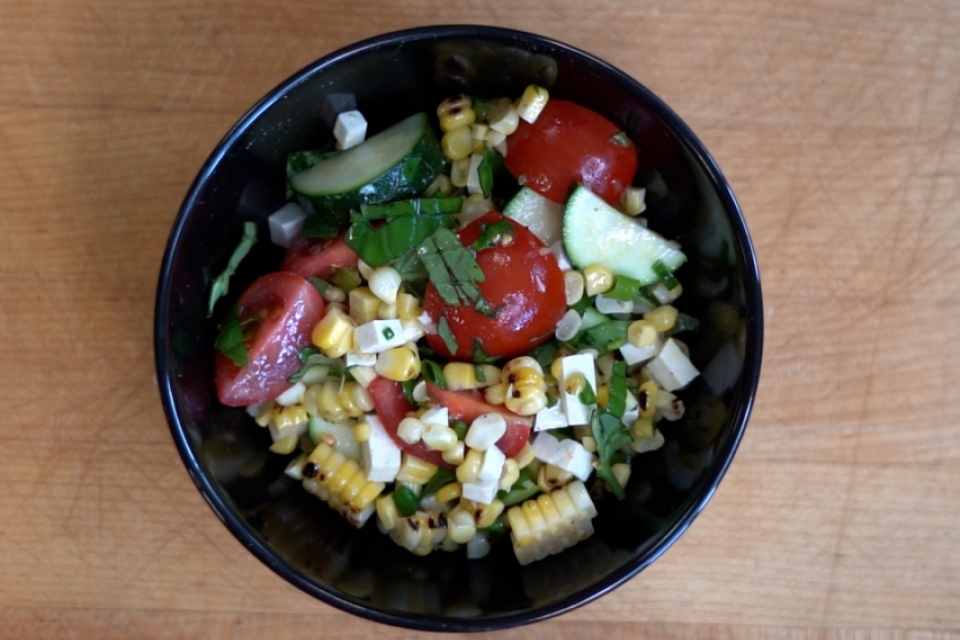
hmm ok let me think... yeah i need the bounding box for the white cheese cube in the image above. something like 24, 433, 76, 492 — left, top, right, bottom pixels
345, 351, 377, 368
466, 153, 484, 195
619, 339, 661, 366
462, 479, 498, 505
361, 415, 402, 482
321, 93, 358, 130
559, 353, 597, 426
417, 310, 437, 335
462, 446, 506, 505
534, 403, 569, 431
530, 432, 595, 481
595, 294, 633, 315
401, 318, 425, 342
420, 406, 449, 429
333, 110, 368, 150
349, 365, 377, 389
354, 319, 405, 354
465, 413, 507, 451
268, 202, 307, 248
646, 338, 700, 391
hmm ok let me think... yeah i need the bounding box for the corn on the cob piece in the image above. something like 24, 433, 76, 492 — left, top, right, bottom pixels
302, 442, 385, 527
507, 480, 597, 565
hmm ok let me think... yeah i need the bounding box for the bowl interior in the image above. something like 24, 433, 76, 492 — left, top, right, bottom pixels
156, 26, 762, 630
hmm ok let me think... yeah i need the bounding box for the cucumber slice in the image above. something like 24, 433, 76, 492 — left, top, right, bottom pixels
289, 112, 445, 226
563, 185, 686, 285
503, 186, 564, 246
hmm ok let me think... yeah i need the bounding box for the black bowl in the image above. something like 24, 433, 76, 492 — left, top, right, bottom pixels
154, 25, 763, 631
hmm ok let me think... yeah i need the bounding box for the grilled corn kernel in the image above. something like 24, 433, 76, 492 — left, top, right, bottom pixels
423, 172, 454, 197
307, 442, 385, 526
397, 454, 438, 484
397, 417, 424, 445
456, 449, 484, 483
620, 186, 646, 216
514, 443, 536, 469
375, 346, 420, 382
269, 433, 299, 454
550, 357, 564, 383
441, 441, 465, 465
437, 94, 471, 118
348, 287, 381, 325
501, 356, 544, 383
422, 424, 458, 452
628, 319, 658, 348
631, 415, 654, 440
317, 379, 348, 422
596, 383, 610, 410
564, 271, 585, 306
312, 307, 355, 356
484, 382, 509, 406
444, 362, 479, 390
271, 405, 308, 434
583, 264, 614, 296
396, 292, 421, 321
564, 372, 587, 396
476, 499, 505, 529
435, 482, 462, 503
353, 421, 371, 443
537, 464, 573, 493
450, 157, 471, 187
440, 106, 476, 132
499, 459, 520, 491
645, 305, 678, 332
611, 463, 632, 489
448, 508, 477, 544
471, 123, 489, 153
376, 494, 399, 531
516, 84, 549, 123
637, 380, 658, 418
441, 126, 473, 161
504, 383, 548, 416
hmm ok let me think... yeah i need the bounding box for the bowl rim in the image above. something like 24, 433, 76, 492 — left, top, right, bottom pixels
154, 23, 763, 632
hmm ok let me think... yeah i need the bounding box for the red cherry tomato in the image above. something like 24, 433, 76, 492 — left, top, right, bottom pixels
367, 378, 452, 468
426, 384, 531, 458
280, 234, 359, 279
215, 271, 325, 406
505, 99, 638, 205
423, 212, 565, 361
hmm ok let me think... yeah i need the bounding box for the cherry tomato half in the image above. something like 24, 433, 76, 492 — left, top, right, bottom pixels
426, 384, 531, 458
215, 271, 325, 406
367, 378, 452, 468
423, 212, 566, 361
280, 234, 359, 280
505, 99, 638, 205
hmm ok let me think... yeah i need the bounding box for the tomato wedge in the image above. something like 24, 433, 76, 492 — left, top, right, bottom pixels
426, 384, 532, 458
214, 271, 324, 406
423, 212, 565, 361
280, 234, 359, 280
367, 377, 452, 468
505, 99, 638, 205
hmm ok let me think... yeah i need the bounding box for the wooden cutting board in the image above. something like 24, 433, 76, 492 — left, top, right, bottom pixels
1, 0, 958, 637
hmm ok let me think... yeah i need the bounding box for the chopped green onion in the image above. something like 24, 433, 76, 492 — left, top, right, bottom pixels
478, 519, 508, 540
207, 221, 257, 317
393, 485, 420, 517
401, 379, 418, 404
474, 297, 499, 318
474, 365, 486, 383
605, 274, 642, 301
451, 419, 468, 441
309, 277, 335, 297
652, 259, 680, 290
422, 468, 457, 497
421, 359, 446, 387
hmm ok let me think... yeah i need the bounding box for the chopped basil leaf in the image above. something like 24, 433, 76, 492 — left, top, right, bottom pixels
470, 219, 514, 252
288, 351, 342, 383
300, 214, 340, 238
297, 346, 321, 361
579, 381, 597, 405
652, 259, 680, 290
207, 221, 257, 318
214, 307, 253, 367
611, 131, 631, 147
346, 212, 454, 268
421, 360, 447, 388
576, 320, 631, 355
474, 365, 486, 383
451, 419, 468, 440
472, 338, 499, 364
474, 297, 499, 318
546, 393, 558, 408
477, 150, 502, 198
437, 315, 459, 355
422, 468, 457, 497
606, 361, 627, 418
401, 379, 418, 404
527, 342, 558, 370
416, 227, 485, 306
356, 197, 463, 220
591, 410, 633, 500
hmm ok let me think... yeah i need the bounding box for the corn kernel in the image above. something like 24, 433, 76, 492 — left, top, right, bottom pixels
440, 106, 476, 132
476, 499, 505, 529
311, 307, 355, 356
631, 415, 654, 440
484, 382, 509, 406
581, 436, 597, 453
423, 172, 454, 197
564, 271, 585, 306
397, 417, 424, 445
269, 433, 299, 455
549, 357, 564, 383
396, 292, 421, 321
450, 157, 471, 188
645, 305, 678, 332
620, 186, 646, 216
637, 380, 658, 418
611, 463, 632, 489
317, 378, 348, 422
353, 421, 371, 443
348, 287, 381, 325
422, 424, 458, 452
375, 346, 420, 382
376, 494, 399, 531
596, 383, 610, 410
435, 482, 462, 503
628, 319, 658, 348
456, 449, 484, 483
504, 384, 548, 416
564, 372, 587, 396
442, 440, 466, 465
437, 94, 471, 118
499, 459, 520, 491
513, 443, 536, 469
444, 362, 479, 390
448, 508, 477, 544
487, 100, 520, 135
397, 454, 438, 484
583, 264, 614, 296
368, 266, 402, 305
537, 464, 573, 493
441, 126, 473, 161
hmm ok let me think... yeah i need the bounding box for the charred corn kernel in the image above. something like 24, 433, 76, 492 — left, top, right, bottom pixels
631, 415, 654, 440
397, 417, 424, 445
312, 307, 355, 356
538, 464, 573, 493
564, 372, 587, 396
620, 186, 646, 216
514, 442, 536, 469
499, 459, 520, 491
307, 442, 385, 526
450, 157, 471, 187
508, 480, 597, 563
501, 356, 544, 384
269, 433, 299, 454
504, 383, 548, 416
507, 505, 532, 546
437, 94, 471, 118
655, 389, 685, 421
369, 266, 402, 305
583, 264, 614, 296
317, 379, 348, 422
645, 305, 678, 332
456, 449, 484, 483
353, 421, 371, 443
637, 380, 659, 418
448, 508, 477, 544
396, 292, 421, 321
271, 405, 308, 433
435, 482, 462, 503
442, 441, 465, 465
564, 271, 585, 306
476, 499, 505, 528
376, 494, 399, 532
348, 287, 381, 325
581, 436, 597, 453
611, 463, 632, 489
441, 126, 473, 160
422, 424, 458, 452
628, 319, 658, 348
444, 362, 479, 390
521, 500, 548, 539
597, 383, 610, 409
516, 84, 549, 123
440, 106, 476, 132
423, 172, 454, 197
375, 346, 420, 382
484, 382, 509, 406
397, 454, 438, 484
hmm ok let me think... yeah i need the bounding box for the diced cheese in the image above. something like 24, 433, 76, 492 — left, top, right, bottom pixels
534, 403, 569, 431
559, 353, 597, 426
646, 338, 700, 391
420, 406, 449, 429
465, 413, 507, 451
401, 318, 425, 342
275, 382, 305, 407
619, 339, 660, 366
361, 415, 402, 482
345, 351, 377, 368
462, 446, 505, 505
268, 202, 307, 248
462, 480, 498, 505
349, 365, 377, 389
595, 294, 633, 315
354, 319, 405, 354
333, 110, 368, 150
321, 93, 358, 130
530, 432, 595, 481
466, 153, 484, 195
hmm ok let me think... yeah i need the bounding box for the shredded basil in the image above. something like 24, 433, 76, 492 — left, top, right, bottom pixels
579, 380, 597, 405
477, 150, 502, 198
472, 338, 499, 364
416, 227, 485, 306
611, 131, 631, 147
652, 259, 680, 290
606, 361, 627, 418
437, 315, 459, 355
422, 468, 457, 497
421, 360, 447, 388
214, 307, 254, 367
299, 214, 340, 239
207, 221, 257, 318
470, 219, 514, 252
474, 365, 486, 383
591, 410, 633, 500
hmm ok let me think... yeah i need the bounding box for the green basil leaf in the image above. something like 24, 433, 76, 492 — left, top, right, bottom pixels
472, 338, 499, 364
421, 360, 447, 388
207, 221, 257, 318
422, 468, 457, 497
474, 365, 486, 383
300, 214, 340, 239
470, 219, 514, 251
437, 315, 459, 355
591, 410, 633, 500
607, 361, 627, 418
416, 227, 486, 306
214, 307, 251, 367
478, 150, 502, 198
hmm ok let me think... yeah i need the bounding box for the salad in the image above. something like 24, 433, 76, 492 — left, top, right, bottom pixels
209, 83, 701, 565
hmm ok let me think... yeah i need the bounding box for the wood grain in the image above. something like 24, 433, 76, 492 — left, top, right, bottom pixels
1, 0, 958, 637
